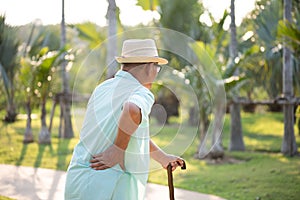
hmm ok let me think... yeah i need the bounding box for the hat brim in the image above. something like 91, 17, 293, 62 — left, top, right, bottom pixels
115, 56, 168, 65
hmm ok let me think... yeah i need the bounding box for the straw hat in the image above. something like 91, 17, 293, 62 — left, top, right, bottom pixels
115, 39, 168, 65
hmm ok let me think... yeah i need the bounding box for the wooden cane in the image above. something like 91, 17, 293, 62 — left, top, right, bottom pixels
167, 160, 186, 200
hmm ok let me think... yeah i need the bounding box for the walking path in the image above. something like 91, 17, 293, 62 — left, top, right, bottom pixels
0, 164, 226, 200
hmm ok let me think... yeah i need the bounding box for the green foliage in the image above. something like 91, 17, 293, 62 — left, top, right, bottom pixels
23, 25, 60, 57
69, 22, 106, 49
278, 20, 300, 53
34, 48, 64, 99
19, 23, 71, 106
255, 1, 282, 46
239, 0, 283, 100
147, 0, 208, 72
277, 19, 300, 95
159, 0, 204, 39
277, 2, 300, 95
245, 0, 300, 99
0, 15, 20, 121
0, 196, 15, 200
137, 0, 160, 11
190, 40, 246, 99
20, 46, 64, 103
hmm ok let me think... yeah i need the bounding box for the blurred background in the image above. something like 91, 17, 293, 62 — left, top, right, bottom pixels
0, 0, 300, 199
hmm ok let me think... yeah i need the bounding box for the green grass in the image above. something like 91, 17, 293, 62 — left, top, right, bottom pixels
0, 196, 15, 200
0, 114, 79, 171
0, 111, 300, 200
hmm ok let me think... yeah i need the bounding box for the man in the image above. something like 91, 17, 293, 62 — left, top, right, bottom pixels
65, 39, 184, 200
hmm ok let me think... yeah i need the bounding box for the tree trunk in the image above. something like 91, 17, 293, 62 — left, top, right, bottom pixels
229, 0, 245, 151
210, 90, 225, 158
4, 102, 17, 123
23, 99, 34, 143
60, 0, 74, 138
62, 95, 73, 138
197, 106, 210, 158
229, 102, 245, 150
281, 0, 297, 156
4, 89, 17, 123
197, 102, 225, 159
106, 0, 118, 79
38, 99, 51, 144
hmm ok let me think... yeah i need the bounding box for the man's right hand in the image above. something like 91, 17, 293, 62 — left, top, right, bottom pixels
90, 145, 125, 171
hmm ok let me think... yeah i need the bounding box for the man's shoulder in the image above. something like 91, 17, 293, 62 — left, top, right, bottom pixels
97, 77, 116, 88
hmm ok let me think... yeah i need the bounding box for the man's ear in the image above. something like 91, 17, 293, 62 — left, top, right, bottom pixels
145, 63, 154, 75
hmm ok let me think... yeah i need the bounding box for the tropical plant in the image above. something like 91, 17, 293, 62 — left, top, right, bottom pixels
106, 0, 118, 79
60, 0, 74, 139
189, 38, 247, 158
138, 0, 232, 158
19, 25, 65, 144
18, 22, 41, 143
19, 56, 36, 143
249, 0, 284, 110
242, 0, 299, 155
0, 15, 20, 122
228, 0, 245, 151
277, 0, 300, 138
137, 0, 207, 68
280, 0, 297, 156
69, 22, 106, 49
34, 47, 64, 144
277, 1, 300, 96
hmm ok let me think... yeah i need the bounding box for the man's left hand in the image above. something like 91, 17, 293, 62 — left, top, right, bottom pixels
160, 154, 185, 171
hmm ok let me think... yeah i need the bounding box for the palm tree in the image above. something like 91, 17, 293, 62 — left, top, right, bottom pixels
69, 22, 106, 49
106, 0, 118, 79
277, 4, 300, 95
34, 47, 64, 144
138, 0, 227, 158
228, 0, 245, 151
19, 57, 35, 143
18, 23, 64, 144
278, 2, 300, 137
281, 0, 297, 156
60, 0, 74, 138
20, 24, 65, 144
252, 0, 284, 107
0, 15, 19, 122
245, 0, 299, 155
19, 21, 41, 143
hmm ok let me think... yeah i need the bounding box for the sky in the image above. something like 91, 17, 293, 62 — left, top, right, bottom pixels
0, 0, 256, 27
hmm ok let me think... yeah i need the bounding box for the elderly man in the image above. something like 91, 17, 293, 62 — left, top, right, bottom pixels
65, 39, 184, 200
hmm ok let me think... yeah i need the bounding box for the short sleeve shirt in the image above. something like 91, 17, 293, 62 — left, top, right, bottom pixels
80, 70, 155, 174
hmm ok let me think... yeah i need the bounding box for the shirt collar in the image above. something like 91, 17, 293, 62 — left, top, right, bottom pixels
115, 70, 141, 85
114, 70, 153, 94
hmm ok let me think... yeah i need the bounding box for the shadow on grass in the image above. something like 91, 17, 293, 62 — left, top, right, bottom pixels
242, 112, 284, 123
34, 144, 53, 168
15, 144, 28, 166
56, 138, 71, 171
46, 138, 71, 200
246, 131, 282, 142
245, 132, 282, 152
0, 122, 12, 142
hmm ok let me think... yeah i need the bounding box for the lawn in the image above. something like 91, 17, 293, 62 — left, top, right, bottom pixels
0, 110, 299, 200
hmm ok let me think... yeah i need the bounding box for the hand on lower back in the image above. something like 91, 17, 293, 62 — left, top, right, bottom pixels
90, 145, 125, 171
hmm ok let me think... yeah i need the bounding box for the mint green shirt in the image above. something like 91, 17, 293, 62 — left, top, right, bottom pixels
65, 70, 155, 200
